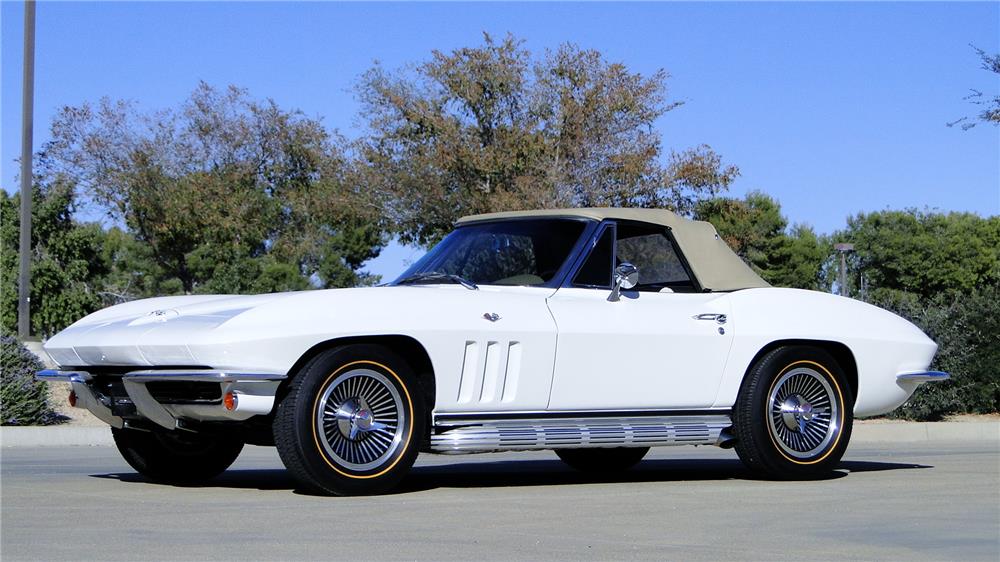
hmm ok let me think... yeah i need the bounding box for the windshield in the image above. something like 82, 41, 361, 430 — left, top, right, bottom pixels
394, 219, 588, 287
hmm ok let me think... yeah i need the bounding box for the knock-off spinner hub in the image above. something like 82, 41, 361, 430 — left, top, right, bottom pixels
337, 398, 375, 440
780, 395, 814, 431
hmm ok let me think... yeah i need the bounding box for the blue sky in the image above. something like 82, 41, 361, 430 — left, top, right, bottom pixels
3, 1, 998, 280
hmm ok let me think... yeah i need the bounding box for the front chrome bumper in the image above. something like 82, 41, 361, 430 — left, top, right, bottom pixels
36, 369, 285, 430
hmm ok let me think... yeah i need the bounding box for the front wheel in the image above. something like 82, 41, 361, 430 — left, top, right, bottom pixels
111, 427, 244, 484
273, 345, 425, 496
733, 346, 853, 479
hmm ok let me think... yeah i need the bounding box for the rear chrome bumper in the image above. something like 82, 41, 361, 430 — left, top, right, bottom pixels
896, 371, 950, 384
36, 369, 285, 430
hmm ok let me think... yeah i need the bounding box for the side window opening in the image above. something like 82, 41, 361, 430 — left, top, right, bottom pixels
616, 223, 695, 293
572, 227, 614, 288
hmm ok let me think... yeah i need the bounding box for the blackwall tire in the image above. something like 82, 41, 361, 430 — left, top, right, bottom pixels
273, 344, 425, 496
733, 346, 853, 479
111, 427, 244, 484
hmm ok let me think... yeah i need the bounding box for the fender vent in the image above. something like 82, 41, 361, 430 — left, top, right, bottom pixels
456, 340, 523, 405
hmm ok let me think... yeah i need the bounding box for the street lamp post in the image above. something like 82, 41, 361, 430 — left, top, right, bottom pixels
834, 243, 854, 297
18, 0, 36, 339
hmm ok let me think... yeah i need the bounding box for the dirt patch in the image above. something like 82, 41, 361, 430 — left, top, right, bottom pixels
944, 413, 1000, 422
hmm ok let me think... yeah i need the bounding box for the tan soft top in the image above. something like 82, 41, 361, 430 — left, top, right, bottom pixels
457, 207, 769, 292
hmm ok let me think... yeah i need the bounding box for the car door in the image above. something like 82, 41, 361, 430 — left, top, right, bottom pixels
413, 219, 592, 414
545, 220, 735, 410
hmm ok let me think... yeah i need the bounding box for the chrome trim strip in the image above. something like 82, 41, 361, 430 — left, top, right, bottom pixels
897, 371, 950, 383
430, 414, 732, 454
123, 370, 285, 383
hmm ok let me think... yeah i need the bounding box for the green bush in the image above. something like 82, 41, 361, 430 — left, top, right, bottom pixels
872, 285, 1000, 420
1, 335, 65, 425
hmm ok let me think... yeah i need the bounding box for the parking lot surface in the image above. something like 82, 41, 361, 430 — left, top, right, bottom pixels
2, 441, 997, 561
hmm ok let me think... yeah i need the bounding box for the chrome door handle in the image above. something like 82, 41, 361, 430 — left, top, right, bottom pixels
693, 313, 727, 324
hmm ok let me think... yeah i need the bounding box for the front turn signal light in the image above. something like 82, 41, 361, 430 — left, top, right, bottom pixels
224, 391, 237, 411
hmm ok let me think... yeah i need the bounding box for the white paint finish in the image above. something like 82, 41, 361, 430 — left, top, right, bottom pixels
479, 341, 502, 402
501, 342, 523, 403
545, 288, 734, 409
45, 285, 560, 413
711, 288, 937, 417
456, 341, 479, 403
43, 283, 938, 421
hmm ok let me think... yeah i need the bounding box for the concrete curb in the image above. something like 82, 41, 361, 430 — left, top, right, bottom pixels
852, 421, 999, 443
2, 426, 113, 447
2, 421, 997, 448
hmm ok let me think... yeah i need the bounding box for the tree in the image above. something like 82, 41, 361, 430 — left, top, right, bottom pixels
767, 224, 829, 290
834, 210, 1000, 301
693, 191, 828, 289
1, 182, 115, 337
43, 83, 384, 294
948, 45, 1000, 130
357, 33, 739, 245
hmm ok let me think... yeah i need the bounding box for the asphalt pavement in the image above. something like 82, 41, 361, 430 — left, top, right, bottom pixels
2, 441, 998, 561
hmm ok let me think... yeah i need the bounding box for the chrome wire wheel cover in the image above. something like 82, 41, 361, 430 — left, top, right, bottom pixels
767, 367, 840, 459
315, 368, 404, 471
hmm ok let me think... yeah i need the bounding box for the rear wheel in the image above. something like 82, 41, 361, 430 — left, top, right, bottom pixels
111, 427, 244, 484
273, 345, 425, 496
556, 447, 649, 473
733, 346, 853, 479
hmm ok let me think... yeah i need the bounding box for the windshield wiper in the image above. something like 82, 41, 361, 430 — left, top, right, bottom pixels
396, 271, 479, 290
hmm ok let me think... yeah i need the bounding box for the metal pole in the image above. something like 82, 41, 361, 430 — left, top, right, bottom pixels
839, 252, 846, 297
833, 243, 854, 298
18, 0, 36, 339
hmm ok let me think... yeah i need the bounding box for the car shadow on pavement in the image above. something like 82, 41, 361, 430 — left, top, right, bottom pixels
91, 470, 298, 491
89, 457, 931, 496
393, 458, 932, 494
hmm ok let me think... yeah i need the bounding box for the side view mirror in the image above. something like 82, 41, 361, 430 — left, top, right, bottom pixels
608, 262, 639, 302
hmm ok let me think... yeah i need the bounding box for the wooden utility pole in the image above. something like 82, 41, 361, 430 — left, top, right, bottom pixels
18, 0, 36, 338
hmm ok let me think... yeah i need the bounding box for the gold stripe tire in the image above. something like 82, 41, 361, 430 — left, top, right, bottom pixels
274, 344, 426, 496
733, 345, 854, 479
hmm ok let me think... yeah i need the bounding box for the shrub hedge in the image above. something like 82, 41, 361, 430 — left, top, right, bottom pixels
872, 284, 1000, 421
1, 334, 65, 425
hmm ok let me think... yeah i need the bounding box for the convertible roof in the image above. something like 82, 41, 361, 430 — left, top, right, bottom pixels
456, 207, 770, 292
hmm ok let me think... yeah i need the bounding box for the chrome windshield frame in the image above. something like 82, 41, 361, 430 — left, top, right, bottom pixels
390, 217, 599, 289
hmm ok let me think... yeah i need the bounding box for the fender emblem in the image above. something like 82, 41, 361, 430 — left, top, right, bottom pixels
483, 312, 501, 322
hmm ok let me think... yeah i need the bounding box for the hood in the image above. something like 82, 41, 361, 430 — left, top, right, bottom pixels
43, 293, 297, 367
42, 284, 546, 370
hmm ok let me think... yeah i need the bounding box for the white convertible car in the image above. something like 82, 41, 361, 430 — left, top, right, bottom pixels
38, 208, 947, 495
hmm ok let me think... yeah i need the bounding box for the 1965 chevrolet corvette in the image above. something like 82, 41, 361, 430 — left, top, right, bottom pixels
38, 208, 947, 495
